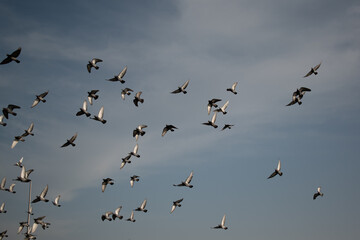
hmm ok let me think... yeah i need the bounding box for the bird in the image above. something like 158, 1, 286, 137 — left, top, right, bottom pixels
87, 58, 102, 73
112, 206, 123, 220
202, 112, 218, 128
133, 91, 144, 106
27, 205, 34, 216
52, 195, 61, 207
5, 183, 16, 194
227, 82, 238, 94
61, 133, 78, 148
214, 100, 229, 114
0, 230, 8, 240
129, 144, 140, 158
2, 104, 20, 119
101, 211, 113, 221
25, 169, 34, 179
221, 124, 234, 131
22, 123, 34, 137
91, 106, 107, 124
31, 91, 49, 108
134, 199, 148, 212
313, 187, 324, 200
0, 203, 6, 213
0, 178, 6, 191
170, 198, 183, 214
11, 135, 25, 149
268, 160, 283, 179
121, 88, 134, 100
101, 178, 114, 192
171, 80, 190, 94
76, 100, 91, 117
133, 125, 147, 141
0, 115, 6, 126
120, 154, 132, 169
130, 175, 140, 188
17, 222, 29, 234
13, 166, 32, 182
126, 211, 136, 222
286, 87, 311, 106
207, 98, 222, 115
87, 90, 99, 105
212, 214, 228, 230
32, 185, 49, 203
14, 157, 24, 168
34, 216, 50, 230
304, 62, 321, 77
0, 47, 21, 64
107, 66, 127, 83
173, 171, 193, 188
162, 124, 178, 137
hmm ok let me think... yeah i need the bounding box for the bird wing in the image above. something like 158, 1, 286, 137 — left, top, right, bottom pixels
19, 157, 23, 163
135, 91, 142, 98
286, 99, 296, 106
54, 195, 60, 204
28, 123, 34, 132
98, 106, 104, 119
221, 214, 226, 226
0, 177, 5, 189
101, 182, 107, 192
186, 171, 193, 183
82, 100, 87, 111
31, 99, 40, 108
11, 47, 21, 57
207, 104, 211, 115
299, 87, 311, 92
161, 127, 168, 137
115, 206, 122, 215
222, 100, 229, 111
277, 160, 281, 171
317, 187, 321, 193
11, 139, 19, 149
40, 185, 48, 198
0, 202, 4, 210
211, 112, 217, 124
138, 124, 147, 130
303, 69, 312, 78
20, 166, 26, 179
87, 63, 91, 73
313, 62, 321, 71
170, 204, 176, 213
9, 183, 15, 191
171, 88, 181, 94
130, 179, 134, 187
232, 82, 238, 90
182, 80, 190, 90
121, 92, 125, 100
133, 144, 139, 154
119, 66, 127, 78
120, 161, 126, 169
70, 133, 78, 142
175, 198, 184, 204
141, 199, 147, 209
0, 57, 11, 64
31, 223, 38, 234
8, 104, 20, 110
0, 115, 3, 122
39, 91, 49, 98
93, 58, 103, 63
268, 171, 277, 179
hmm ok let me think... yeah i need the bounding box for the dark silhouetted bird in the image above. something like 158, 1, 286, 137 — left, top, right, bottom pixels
31, 91, 49, 108
0, 47, 21, 64
87, 58, 102, 73
268, 160, 283, 179
162, 125, 178, 137
171, 80, 189, 94
2, 104, 20, 119
61, 133, 77, 148
304, 62, 321, 77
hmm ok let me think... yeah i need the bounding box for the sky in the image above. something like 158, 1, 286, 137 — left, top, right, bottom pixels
0, 0, 360, 239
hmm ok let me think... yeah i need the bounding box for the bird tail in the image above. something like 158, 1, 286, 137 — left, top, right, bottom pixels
94, 95, 99, 100
314, 72, 318, 75
102, 120, 107, 124
85, 113, 91, 117
15, 60, 20, 63
95, 66, 99, 70
140, 99, 144, 103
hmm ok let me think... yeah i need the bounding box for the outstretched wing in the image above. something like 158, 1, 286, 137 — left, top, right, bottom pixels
11, 47, 22, 58
182, 80, 190, 90
186, 171, 193, 184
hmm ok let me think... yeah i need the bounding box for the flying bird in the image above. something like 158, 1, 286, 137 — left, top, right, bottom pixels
87, 90, 99, 105
133, 91, 144, 106
101, 211, 113, 221
91, 106, 107, 124
126, 211, 136, 222
170, 198, 183, 214
14, 157, 24, 168
61, 133, 78, 148
286, 87, 311, 106
52, 195, 61, 207
0, 115, 6, 126
121, 88, 134, 100
112, 206, 123, 220
304, 62, 321, 77
76, 100, 91, 117
162, 124, 178, 137
133, 125, 147, 141
202, 112, 218, 128
221, 124, 234, 131
130, 175, 140, 188
268, 160, 283, 179
32, 184, 49, 203
313, 186, 324, 200
87, 58, 102, 73
120, 154, 132, 169
0, 203, 6, 213
134, 199, 148, 212
207, 98, 222, 115
31, 91, 49, 108
212, 214, 228, 230
6, 183, 16, 194
22, 123, 34, 137
227, 82, 238, 94
129, 144, 140, 158
102, 178, 114, 192
107, 66, 127, 83
173, 171, 193, 188
171, 80, 190, 94
0, 230, 8, 240
11, 135, 25, 149
0, 177, 6, 191
17, 222, 29, 234
2, 104, 20, 119
0, 47, 21, 64
214, 100, 229, 114
34, 216, 51, 230
13, 166, 32, 182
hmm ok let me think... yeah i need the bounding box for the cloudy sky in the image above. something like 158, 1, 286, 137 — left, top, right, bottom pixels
0, 0, 360, 239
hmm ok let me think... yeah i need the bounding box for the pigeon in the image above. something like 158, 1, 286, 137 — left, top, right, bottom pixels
214, 100, 229, 114
76, 100, 91, 117
120, 154, 132, 169
129, 144, 140, 158
13, 166, 32, 182
22, 123, 34, 137
25, 169, 34, 179
121, 88, 134, 100
0, 203, 6, 213
31, 91, 49, 108
102, 178, 114, 192
202, 112, 218, 128
268, 160, 283, 179
207, 98, 222, 115
91, 106, 107, 124
133, 91, 144, 107
130, 175, 140, 188
0, 115, 6, 126
304, 62, 321, 78
162, 124, 178, 137
112, 206, 123, 220
5, 183, 16, 194
0, 230, 8, 240
14, 157, 24, 168
107, 66, 127, 83
170, 198, 183, 214
227, 82, 238, 94
87, 58, 102, 73
61, 133, 78, 148
126, 211, 136, 222
32, 185, 49, 203
0, 177, 6, 191
101, 211, 113, 221
133, 125, 147, 141
313, 187, 324, 200
11, 135, 25, 149
34, 216, 50, 230
171, 80, 190, 94
0, 47, 21, 64
87, 90, 99, 105
52, 195, 61, 207
2, 104, 20, 119
134, 199, 148, 212
221, 124, 234, 131
17, 222, 29, 234
286, 87, 311, 106
212, 214, 228, 230
173, 171, 193, 188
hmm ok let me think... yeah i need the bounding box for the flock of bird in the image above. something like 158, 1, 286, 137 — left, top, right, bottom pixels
0, 46, 324, 239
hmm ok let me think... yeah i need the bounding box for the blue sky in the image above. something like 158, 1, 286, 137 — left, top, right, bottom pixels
0, 0, 360, 239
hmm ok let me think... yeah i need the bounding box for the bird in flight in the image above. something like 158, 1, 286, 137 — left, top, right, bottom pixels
173, 171, 194, 188
0, 115, 6, 127
76, 100, 91, 117
0, 47, 21, 64
221, 124, 234, 131
162, 124, 178, 137
268, 160, 283, 179
134, 199, 148, 213
170, 198, 183, 214
22, 123, 34, 137
227, 82, 238, 94
2, 104, 20, 119
207, 98, 222, 115
31, 91, 49, 108
32, 185, 49, 203
52, 195, 61, 207
313, 186, 324, 200
202, 112, 218, 128
304, 62, 321, 78
214, 100, 229, 115
286, 87, 311, 106
171, 80, 190, 94
87, 58, 102, 73
212, 214, 228, 230
107, 66, 127, 83
133, 91, 144, 107
121, 88, 134, 100
87, 90, 99, 105
91, 106, 107, 124
102, 178, 114, 192
61, 133, 78, 148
